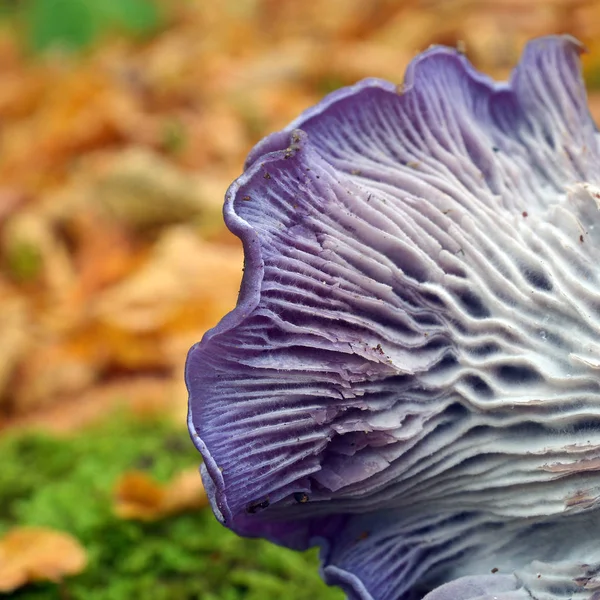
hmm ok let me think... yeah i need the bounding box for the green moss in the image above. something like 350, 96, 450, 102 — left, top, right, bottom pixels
315, 74, 348, 95
5, 240, 43, 283
161, 118, 188, 155
585, 67, 600, 91
0, 414, 343, 600
8, 0, 163, 54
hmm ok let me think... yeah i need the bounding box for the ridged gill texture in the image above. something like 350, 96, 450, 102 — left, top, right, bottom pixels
186, 35, 600, 600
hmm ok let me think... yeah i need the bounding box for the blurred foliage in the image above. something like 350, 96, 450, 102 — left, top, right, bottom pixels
0, 414, 343, 599
0, 0, 162, 53
3, 0, 600, 421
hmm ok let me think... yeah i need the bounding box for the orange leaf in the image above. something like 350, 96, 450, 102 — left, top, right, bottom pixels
114, 468, 208, 521
0, 527, 87, 593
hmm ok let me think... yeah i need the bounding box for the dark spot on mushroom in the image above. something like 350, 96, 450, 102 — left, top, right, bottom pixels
491, 567, 499, 574
463, 374, 494, 399
431, 354, 459, 377
457, 290, 491, 318
242, 195, 251, 201
246, 496, 270, 514
495, 364, 540, 386
470, 343, 500, 357
522, 211, 528, 218
390, 250, 429, 283
492, 146, 500, 152
420, 291, 445, 308
264, 172, 271, 179
580, 234, 584, 243
413, 312, 442, 327
543, 132, 556, 149
293, 492, 309, 503
521, 268, 552, 291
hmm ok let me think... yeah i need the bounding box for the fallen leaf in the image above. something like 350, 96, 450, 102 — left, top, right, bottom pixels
1, 376, 178, 435
114, 467, 208, 520
93, 226, 242, 334
91, 148, 207, 229
0, 527, 87, 593
589, 91, 600, 124
0, 293, 30, 411
10, 339, 99, 414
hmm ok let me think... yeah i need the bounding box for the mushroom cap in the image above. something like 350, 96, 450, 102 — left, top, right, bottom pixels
186, 36, 600, 600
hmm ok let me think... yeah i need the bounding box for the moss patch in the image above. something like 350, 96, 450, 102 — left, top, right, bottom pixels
0, 414, 343, 600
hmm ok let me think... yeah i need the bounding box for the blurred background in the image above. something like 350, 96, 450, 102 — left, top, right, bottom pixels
0, 0, 599, 598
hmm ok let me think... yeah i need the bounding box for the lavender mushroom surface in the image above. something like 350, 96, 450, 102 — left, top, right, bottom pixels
186, 36, 600, 600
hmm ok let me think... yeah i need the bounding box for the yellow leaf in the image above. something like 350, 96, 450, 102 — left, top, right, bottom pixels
0, 527, 87, 593
114, 468, 208, 521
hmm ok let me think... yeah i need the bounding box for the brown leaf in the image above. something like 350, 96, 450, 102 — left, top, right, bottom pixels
114, 468, 208, 521
93, 227, 242, 335
1, 376, 176, 434
0, 527, 87, 592
0, 293, 30, 411
10, 339, 98, 414
589, 92, 600, 124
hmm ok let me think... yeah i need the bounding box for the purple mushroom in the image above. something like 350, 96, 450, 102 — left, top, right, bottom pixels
186, 35, 600, 599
